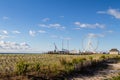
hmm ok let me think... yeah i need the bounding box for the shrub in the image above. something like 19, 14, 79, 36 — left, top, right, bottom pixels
72, 58, 79, 64
53, 64, 59, 74
16, 61, 29, 75
100, 55, 106, 60
59, 58, 67, 65
34, 63, 41, 72
89, 56, 93, 61
59, 58, 74, 73
111, 76, 120, 80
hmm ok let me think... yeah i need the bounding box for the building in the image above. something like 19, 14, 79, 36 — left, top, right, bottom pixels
70, 49, 79, 54
109, 48, 119, 54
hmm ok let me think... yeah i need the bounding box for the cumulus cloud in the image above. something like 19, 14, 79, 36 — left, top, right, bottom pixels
12, 30, 21, 34
2, 16, 9, 20
97, 11, 106, 14
0, 35, 9, 39
97, 8, 120, 19
38, 30, 46, 33
42, 18, 50, 22
38, 23, 65, 30
29, 30, 36, 36
74, 22, 105, 29
0, 41, 30, 50
49, 24, 65, 29
107, 30, 113, 33
38, 24, 46, 27
20, 42, 30, 49
74, 27, 81, 30
0, 30, 8, 35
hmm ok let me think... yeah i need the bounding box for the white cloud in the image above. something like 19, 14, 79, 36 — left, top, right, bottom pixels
39, 23, 65, 30
20, 42, 30, 49
2, 16, 9, 20
42, 18, 50, 22
0, 30, 8, 35
97, 11, 106, 14
29, 30, 36, 37
38, 24, 47, 27
0, 41, 30, 50
38, 30, 46, 33
88, 33, 104, 38
12, 30, 21, 34
107, 30, 113, 33
0, 35, 9, 39
49, 24, 65, 29
74, 22, 105, 29
97, 8, 120, 19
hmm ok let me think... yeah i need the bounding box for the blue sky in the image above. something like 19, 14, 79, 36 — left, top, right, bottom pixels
0, 0, 120, 53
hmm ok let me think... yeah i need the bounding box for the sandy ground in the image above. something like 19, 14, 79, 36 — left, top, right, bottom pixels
69, 63, 120, 80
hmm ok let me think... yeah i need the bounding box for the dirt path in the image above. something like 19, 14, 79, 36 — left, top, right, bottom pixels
69, 62, 120, 80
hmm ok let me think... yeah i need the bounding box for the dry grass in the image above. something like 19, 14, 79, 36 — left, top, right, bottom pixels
0, 53, 119, 79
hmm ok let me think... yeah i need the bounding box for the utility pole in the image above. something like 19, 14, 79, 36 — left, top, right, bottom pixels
62, 40, 64, 51
67, 40, 69, 51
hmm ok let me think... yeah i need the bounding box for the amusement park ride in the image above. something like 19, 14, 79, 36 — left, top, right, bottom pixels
49, 35, 99, 54
82, 35, 99, 53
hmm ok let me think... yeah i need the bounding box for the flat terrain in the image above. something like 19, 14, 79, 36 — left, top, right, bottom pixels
0, 54, 120, 80
69, 61, 120, 80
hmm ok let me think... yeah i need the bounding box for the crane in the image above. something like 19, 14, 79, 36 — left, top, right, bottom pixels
54, 43, 58, 53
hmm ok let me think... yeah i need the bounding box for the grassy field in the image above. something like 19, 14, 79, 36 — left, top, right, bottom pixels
0, 53, 119, 80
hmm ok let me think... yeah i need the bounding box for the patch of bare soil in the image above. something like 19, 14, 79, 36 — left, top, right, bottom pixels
69, 62, 120, 80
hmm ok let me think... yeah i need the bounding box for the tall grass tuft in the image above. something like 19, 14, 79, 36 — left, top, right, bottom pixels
16, 61, 29, 75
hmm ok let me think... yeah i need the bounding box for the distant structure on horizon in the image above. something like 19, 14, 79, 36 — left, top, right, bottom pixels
82, 35, 99, 53
109, 48, 119, 55
52, 41, 70, 54
70, 49, 78, 54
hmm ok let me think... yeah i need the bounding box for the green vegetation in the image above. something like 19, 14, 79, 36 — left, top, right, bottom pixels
0, 53, 119, 79
34, 63, 41, 72
100, 55, 106, 60
16, 61, 29, 75
111, 76, 120, 80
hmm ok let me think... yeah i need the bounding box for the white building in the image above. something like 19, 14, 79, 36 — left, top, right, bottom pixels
70, 49, 78, 54
109, 48, 119, 55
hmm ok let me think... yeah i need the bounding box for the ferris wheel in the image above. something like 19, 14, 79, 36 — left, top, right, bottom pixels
82, 35, 99, 53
